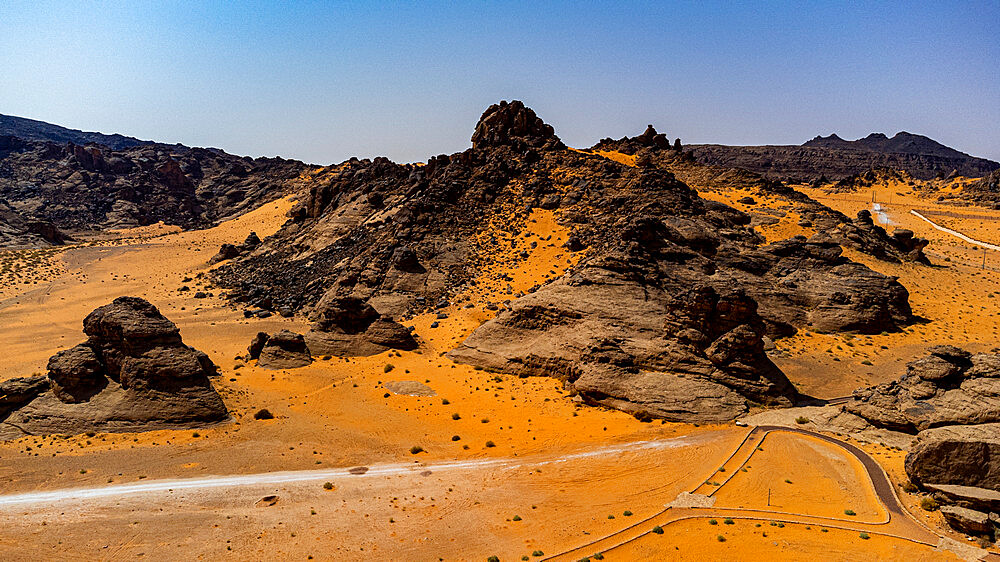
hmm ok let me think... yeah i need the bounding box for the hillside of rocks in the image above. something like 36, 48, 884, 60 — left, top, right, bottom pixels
0, 297, 228, 439
0, 133, 312, 245
685, 131, 998, 182
0, 113, 153, 150
593, 128, 931, 266
213, 101, 921, 421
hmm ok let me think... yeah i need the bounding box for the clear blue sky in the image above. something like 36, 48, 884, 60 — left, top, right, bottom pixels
1, 1, 997, 164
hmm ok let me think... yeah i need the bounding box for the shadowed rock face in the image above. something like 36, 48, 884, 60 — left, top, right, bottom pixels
847, 346, 1000, 432
0, 297, 227, 439
213, 100, 919, 421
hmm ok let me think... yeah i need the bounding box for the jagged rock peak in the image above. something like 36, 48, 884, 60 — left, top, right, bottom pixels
471, 100, 564, 151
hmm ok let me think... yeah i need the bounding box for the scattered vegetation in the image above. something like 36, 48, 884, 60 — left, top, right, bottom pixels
723, 518, 734, 525
709, 519, 718, 525
920, 497, 939, 511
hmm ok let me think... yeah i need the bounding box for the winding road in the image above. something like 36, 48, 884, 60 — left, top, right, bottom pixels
0, 425, 993, 560
544, 425, 994, 561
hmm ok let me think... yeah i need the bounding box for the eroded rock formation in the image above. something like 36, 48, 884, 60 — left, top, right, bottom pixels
0, 297, 228, 438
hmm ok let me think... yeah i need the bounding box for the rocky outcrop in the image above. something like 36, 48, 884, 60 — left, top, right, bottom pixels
846, 346, 1000, 432
304, 297, 417, 357
0, 297, 228, 439
471, 100, 564, 151
253, 330, 312, 370
449, 267, 797, 422
213, 101, 918, 421
0, 132, 310, 246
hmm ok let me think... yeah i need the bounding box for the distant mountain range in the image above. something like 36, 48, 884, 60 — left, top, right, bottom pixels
690, 132, 999, 182
0, 113, 153, 150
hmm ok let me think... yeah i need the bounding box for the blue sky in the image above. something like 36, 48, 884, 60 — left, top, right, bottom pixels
1, 1, 997, 164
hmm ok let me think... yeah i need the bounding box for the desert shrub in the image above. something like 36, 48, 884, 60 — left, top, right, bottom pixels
384, 364, 394, 373
512, 515, 522, 521
723, 518, 734, 525
716, 535, 726, 542
409, 445, 424, 454
859, 532, 870, 540
322, 482, 333, 490
795, 416, 810, 424
902, 482, 919, 493
452, 412, 461, 420
623, 510, 633, 517
920, 497, 939, 511
844, 509, 856, 516
532, 550, 544, 557
652, 525, 664, 534
709, 519, 718, 525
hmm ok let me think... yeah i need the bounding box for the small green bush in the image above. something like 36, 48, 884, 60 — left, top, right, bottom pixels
920, 496, 939, 511
485, 440, 496, 448
487, 556, 500, 562
512, 515, 522, 521
723, 518, 734, 525
709, 519, 718, 525
623, 510, 633, 517
532, 550, 544, 557
716, 535, 726, 542
859, 532, 870, 540
452, 412, 461, 420
322, 482, 333, 490
795, 416, 810, 424
384, 363, 394, 373
409, 445, 424, 454
652, 525, 664, 534
844, 509, 856, 516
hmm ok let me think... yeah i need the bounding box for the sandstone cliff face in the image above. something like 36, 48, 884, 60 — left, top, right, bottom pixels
0, 297, 227, 438
213, 101, 919, 421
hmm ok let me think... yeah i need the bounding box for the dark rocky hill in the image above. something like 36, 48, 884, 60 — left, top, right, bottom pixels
212, 101, 920, 422
0, 113, 153, 150
0, 133, 312, 245
687, 132, 998, 182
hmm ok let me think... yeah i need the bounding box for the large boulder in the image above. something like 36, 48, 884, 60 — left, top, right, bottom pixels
940, 505, 993, 535
905, 423, 1000, 491
847, 346, 1000, 432
0, 297, 228, 439
256, 330, 312, 370
304, 297, 417, 357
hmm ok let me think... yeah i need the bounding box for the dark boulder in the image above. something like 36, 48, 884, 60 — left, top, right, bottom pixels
304, 297, 417, 357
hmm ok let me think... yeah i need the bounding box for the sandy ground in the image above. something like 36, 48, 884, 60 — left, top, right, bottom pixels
3, 166, 999, 558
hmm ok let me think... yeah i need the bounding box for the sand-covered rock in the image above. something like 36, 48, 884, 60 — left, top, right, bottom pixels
847, 346, 1000, 432
0, 297, 228, 439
